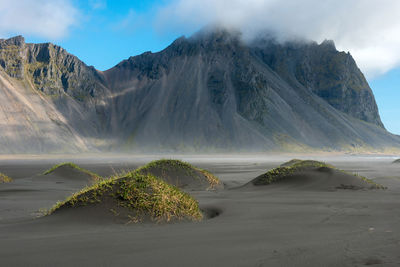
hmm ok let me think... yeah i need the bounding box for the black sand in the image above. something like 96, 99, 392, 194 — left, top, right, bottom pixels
1, 155, 400, 266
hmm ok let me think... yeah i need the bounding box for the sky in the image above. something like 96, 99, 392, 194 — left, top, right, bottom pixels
0, 0, 399, 134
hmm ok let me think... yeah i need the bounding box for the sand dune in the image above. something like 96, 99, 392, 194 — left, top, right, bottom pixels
136, 159, 223, 191
42, 160, 222, 224
244, 160, 385, 191
42, 163, 101, 182
48, 171, 202, 224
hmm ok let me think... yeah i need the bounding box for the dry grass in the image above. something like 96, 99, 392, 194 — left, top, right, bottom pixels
0, 173, 12, 183
135, 159, 221, 190
197, 168, 221, 190
253, 159, 385, 189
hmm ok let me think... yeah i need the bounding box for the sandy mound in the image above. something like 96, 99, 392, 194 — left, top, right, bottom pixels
47, 172, 202, 223
0, 173, 12, 183
43, 163, 101, 182
247, 159, 385, 191
392, 159, 400, 164
135, 160, 223, 191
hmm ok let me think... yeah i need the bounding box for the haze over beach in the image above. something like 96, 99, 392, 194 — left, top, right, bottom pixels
0, 1, 400, 266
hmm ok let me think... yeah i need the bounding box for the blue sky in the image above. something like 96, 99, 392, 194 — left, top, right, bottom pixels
24, 0, 185, 70
370, 68, 400, 135
1, 0, 399, 134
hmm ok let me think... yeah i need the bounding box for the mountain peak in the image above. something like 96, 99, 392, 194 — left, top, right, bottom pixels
0, 35, 25, 47
320, 39, 336, 49
191, 26, 241, 42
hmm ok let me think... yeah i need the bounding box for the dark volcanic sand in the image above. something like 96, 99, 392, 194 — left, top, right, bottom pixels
0, 155, 400, 266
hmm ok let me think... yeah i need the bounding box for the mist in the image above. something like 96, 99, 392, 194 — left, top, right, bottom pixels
156, 0, 400, 79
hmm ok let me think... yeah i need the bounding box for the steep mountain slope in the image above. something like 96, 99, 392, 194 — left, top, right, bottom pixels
0, 69, 86, 153
0, 36, 109, 153
103, 29, 399, 151
252, 38, 383, 127
0, 29, 399, 153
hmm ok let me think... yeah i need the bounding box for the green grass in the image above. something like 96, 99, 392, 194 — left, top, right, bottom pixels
354, 173, 386, 189
47, 172, 203, 223
280, 159, 303, 167
253, 159, 385, 189
45, 159, 220, 223
135, 159, 195, 173
43, 162, 101, 182
253, 160, 331, 185
0, 173, 12, 183
135, 159, 221, 190
197, 168, 221, 189
392, 159, 400, 164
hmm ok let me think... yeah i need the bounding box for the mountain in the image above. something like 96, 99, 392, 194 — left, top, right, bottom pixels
0, 29, 399, 153
0, 36, 108, 153
252, 38, 383, 127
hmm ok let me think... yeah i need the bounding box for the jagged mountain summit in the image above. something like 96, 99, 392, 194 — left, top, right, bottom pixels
0, 29, 399, 153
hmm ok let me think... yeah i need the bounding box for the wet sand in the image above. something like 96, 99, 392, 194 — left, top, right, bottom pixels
0, 154, 400, 266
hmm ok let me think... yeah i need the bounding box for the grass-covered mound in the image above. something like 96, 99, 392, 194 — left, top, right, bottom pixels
249, 159, 385, 190
47, 171, 202, 223
43, 162, 101, 182
135, 159, 222, 191
0, 173, 12, 183
279, 159, 304, 167
392, 159, 400, 164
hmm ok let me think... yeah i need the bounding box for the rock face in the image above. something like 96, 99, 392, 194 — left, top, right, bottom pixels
0, 36, 106, 97
0, 29, 399, 153
252, 38, 383, 127
0, 36, 108, 153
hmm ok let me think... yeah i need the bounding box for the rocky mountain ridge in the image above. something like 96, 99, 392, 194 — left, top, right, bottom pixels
0, 29, 398, 153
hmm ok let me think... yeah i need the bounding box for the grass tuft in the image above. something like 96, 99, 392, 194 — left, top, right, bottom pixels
135, 159, 195, 175
254, 160, 333, 185
135, 159, 221, 190
197, 168, 221, 190
280, 159, 303, 167
253, 159, 385, 189
0, 173, 12, 183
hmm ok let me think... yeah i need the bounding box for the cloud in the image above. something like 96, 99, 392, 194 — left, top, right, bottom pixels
156, 0, 400, 79
0, 0, 79, 40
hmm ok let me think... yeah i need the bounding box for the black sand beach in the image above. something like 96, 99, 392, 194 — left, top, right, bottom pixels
0, 155, 399, 266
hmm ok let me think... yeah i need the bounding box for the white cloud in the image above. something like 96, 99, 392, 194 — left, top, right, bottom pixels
156, 0, 400, 79
0, 0, 79, 40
